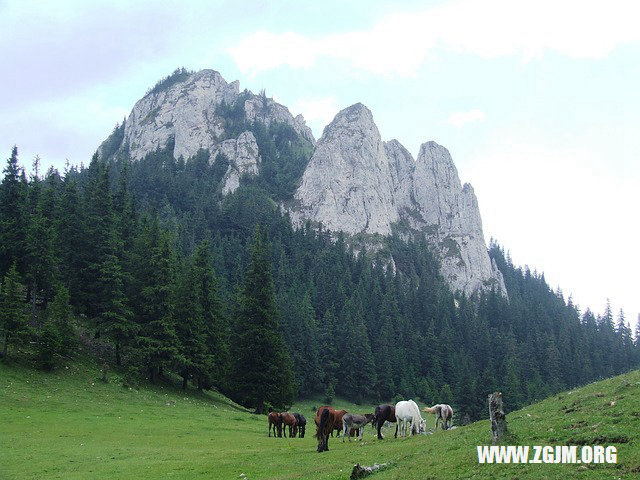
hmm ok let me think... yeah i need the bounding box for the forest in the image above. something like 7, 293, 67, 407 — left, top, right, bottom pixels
1, 116, 639, 422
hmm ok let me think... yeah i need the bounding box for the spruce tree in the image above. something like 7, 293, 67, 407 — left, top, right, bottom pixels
0, 264, 29, 360
0, 147, 28, 277
134, 216, 180, 382
231, 226, 295, 413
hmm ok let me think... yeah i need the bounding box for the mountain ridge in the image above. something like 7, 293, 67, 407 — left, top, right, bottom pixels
99, 68, 506, 297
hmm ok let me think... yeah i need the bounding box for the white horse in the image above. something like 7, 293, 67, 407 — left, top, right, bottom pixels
423, 404, 453, 431
395, 400, 425, 437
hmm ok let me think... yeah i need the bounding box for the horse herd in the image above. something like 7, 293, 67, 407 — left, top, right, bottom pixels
268, 401, 453, 453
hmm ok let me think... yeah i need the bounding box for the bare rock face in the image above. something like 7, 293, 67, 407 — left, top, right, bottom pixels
404, 142, 507, 296
120, 70, 239, 161
291, 103, 398, 236
101, 69, 314, 195
292, 104, 507, 298
212, 131, 260, 195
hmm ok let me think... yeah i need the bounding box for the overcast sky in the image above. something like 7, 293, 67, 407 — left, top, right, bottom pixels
1, 0, 638, 324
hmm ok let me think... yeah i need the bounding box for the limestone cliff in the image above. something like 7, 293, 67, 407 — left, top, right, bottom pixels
291, 104, 507, 297
98, 69, 314, 194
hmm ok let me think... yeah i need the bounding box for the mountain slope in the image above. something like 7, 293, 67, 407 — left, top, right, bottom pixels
2, 358, 638, 479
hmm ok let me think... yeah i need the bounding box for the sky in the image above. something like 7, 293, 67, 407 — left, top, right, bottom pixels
1, 0, 638, 324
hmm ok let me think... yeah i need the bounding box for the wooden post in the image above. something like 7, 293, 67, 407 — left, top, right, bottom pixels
488, 392, 506, 443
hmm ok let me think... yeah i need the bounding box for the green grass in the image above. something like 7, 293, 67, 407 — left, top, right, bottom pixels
2, 359, 639, 479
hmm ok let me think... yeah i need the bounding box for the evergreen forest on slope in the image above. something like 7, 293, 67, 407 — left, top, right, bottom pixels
1, 102, 639, 422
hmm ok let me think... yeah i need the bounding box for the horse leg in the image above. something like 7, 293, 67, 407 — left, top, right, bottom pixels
395, 422, 398, 438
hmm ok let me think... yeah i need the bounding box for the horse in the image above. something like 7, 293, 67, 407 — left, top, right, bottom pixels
281, 412, 297, 437
268, 411, 282, 437
315, 406, 347, 437
315, 407, 336, 452
333, 410, 348, 436
423, 404, 453, 431
342, 413, 375, 442
373, 404, 396, 440
395, 400, 425, 437
293, 413, 307, 438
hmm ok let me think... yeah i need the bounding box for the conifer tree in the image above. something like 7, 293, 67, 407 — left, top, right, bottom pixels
46, 285, 76, 356
231, 226, 295, 413
134, 216, 180, 382
56, 178, 84, 305
26, 175, 58, 317
0, 264, 29, 360
0, 147, 28, 277
175, 239, 229, 390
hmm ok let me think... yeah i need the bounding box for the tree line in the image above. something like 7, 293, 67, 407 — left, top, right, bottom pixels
1, 141, 639, 421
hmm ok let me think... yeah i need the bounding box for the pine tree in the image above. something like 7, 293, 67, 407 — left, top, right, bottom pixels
0, 147, 28, 277
46, 285, 76, 356
26, 174, 58, 318
0, 264, 29, 360
231, 226, 295, 413
56, 178, 84, 306
134, 216, 180, 382
175, 240, 229, 390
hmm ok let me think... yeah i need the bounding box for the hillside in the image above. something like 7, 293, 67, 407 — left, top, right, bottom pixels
2, 359, 639, 479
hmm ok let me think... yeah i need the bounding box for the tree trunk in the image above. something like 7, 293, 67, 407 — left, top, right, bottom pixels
182, 375, 188, 390
488, 392, 507, 443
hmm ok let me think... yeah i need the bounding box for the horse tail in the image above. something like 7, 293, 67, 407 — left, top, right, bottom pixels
316, 408, 330, 440
423, 406, 436, 414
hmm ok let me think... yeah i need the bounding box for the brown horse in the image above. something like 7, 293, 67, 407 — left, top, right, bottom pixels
373, 404, 396, 440
281, 412, 297, 437
315, 407, 336, 452
333, 410, 348, 436
268, 411, 282, 437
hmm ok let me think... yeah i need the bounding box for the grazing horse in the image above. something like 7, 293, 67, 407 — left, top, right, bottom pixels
342, 413, 375, 442
281, 412, 297, 437
395, 400, 425, 437
293, 413, 307, 438
315, 407, 336, 452
268, 411, 282, 437
333, 410, 348, 436
315, 406, 347, 437
373, 404, 396, 440
423, 404, 453, 431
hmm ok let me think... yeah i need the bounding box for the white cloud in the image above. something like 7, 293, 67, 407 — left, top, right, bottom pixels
461, 140, 640, 321
290, 96, 340, 136
446, 109, 485, 128
229, 0, 640, 76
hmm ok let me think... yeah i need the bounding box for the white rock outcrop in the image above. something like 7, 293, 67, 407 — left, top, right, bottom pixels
291, 104, 398, 235
213, 131, 260, 195
100, 69, 314, 169
292, 104, 507, 297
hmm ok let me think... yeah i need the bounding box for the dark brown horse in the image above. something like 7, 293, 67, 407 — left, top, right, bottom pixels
281, 412, 297, 437
293, 413, 306, 438
268, 411, 282, 437
373, 404, 396, 440
315, 407, 336, 452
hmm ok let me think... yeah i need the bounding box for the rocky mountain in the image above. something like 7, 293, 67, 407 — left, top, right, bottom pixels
99, 69, 314, 194
291, 104, 507, 297
100, 69, 506, 298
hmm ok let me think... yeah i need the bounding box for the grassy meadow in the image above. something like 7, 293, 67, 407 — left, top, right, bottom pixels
2, 359, 639, 479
